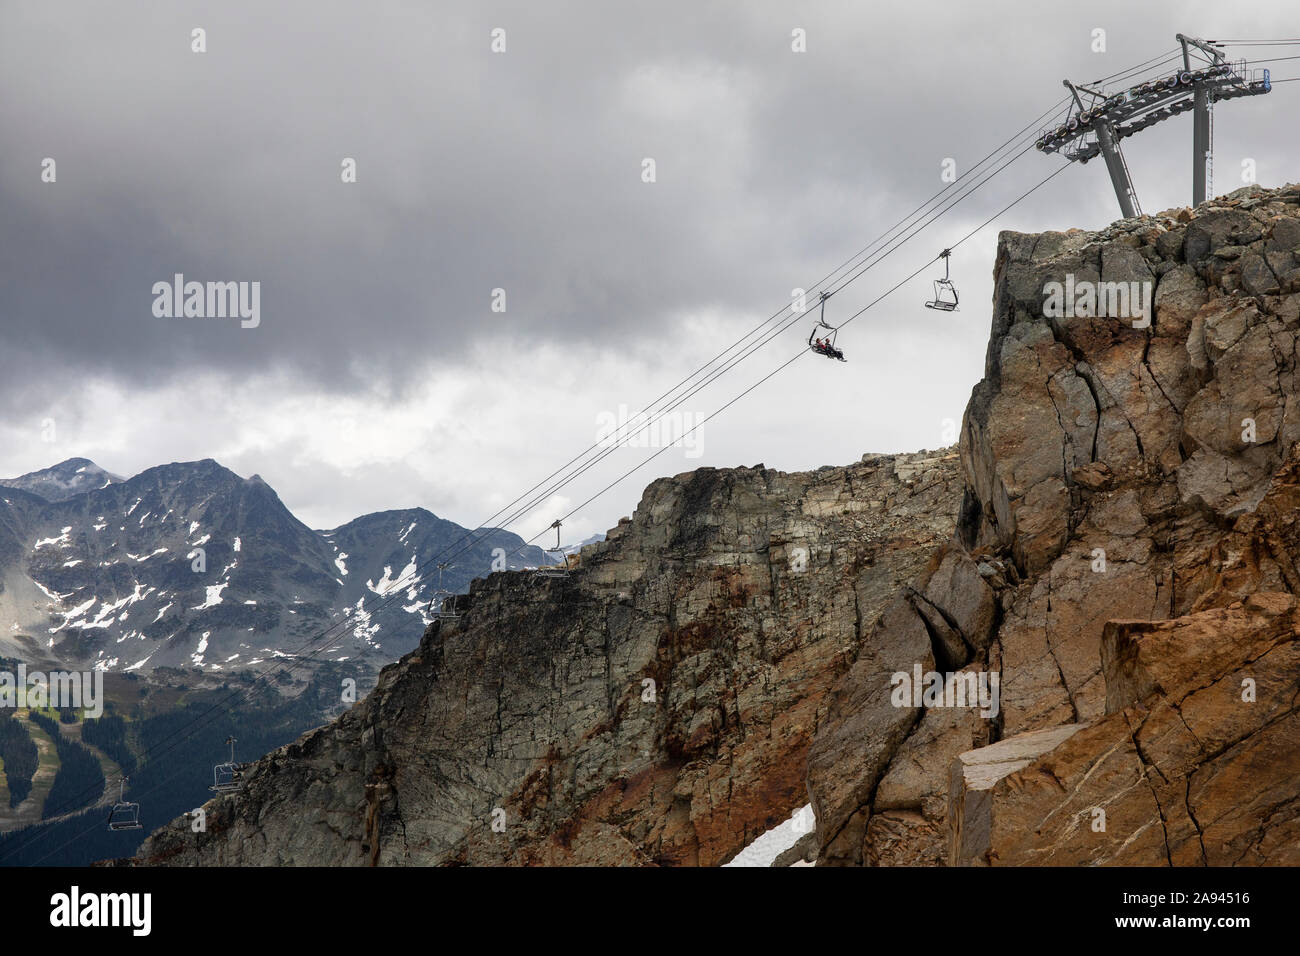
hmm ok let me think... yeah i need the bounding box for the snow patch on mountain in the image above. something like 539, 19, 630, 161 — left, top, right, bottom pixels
722, 805, 815, 867
368, 557, 418, 596
31, 579, 71, 604
52, 597, 98, 630
126, 548, 168, 562
35, 527, 72, 549
192, 583, 229, 611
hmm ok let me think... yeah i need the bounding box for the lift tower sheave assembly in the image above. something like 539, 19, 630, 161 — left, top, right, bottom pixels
1065, 78, 1141, 218
1036, 34, 1272, 217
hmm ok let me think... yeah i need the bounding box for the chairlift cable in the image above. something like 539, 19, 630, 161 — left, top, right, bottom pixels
554, 162, 1075, 530
1243, 53, 1300, 65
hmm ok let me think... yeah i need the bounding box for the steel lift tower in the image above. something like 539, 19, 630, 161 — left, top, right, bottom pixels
1036, 35, 1272, 218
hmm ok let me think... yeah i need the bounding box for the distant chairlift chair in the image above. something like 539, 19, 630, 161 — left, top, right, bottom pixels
433, 562, 460, 620
533, 519, 572, 579
924, 249, 959, 312
107, 777, 143, 831
210, 735, 245, 794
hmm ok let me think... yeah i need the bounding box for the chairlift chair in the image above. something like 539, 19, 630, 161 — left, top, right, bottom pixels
533, 519, 572, 579
807, 292, 847, 361
433, 562, 460, 620
107, 777, 142, 831
924, 249, 959, 312
210, 735, 245, 793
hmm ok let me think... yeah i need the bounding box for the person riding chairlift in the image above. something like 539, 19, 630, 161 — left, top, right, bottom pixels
814, 336, 843, 361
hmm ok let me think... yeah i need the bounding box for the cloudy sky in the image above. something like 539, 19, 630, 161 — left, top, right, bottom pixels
2, 0, 1297, 546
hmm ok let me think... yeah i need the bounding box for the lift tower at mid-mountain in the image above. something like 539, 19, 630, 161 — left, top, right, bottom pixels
1036, 34, 1272, 217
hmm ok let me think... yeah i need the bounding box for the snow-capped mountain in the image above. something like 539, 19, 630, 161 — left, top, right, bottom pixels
317, 507, 564, 643
0, 458, 121, 503
0, 459, 549, 675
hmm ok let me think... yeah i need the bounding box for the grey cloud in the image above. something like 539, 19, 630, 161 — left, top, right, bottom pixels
1, 0, 1297, 528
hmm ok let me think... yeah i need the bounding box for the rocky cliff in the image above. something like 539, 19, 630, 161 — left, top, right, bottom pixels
810, 182, 1300, 866
134, 451, 962, 864
135, 183, 1300, 867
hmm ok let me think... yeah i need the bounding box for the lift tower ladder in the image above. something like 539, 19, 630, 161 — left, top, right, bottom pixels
1180, 34, 1222, 207
1036, 34, 1271, 216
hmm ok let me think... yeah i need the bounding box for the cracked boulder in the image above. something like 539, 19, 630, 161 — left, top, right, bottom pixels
950, 592, 1300, 866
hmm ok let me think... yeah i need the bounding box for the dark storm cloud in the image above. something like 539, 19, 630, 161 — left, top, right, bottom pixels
2, 0, 1296, 410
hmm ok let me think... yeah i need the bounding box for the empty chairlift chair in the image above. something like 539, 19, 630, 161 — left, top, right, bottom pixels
925, 249, 959, 312
106, 777, 142, 831
433, 562, 460, 620
210, 735, 245, 793
533, 519, 572, 579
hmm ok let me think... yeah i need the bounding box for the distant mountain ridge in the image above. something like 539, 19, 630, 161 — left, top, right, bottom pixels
0, 458, 121, 503
559, 533, 605, 556
0, 458, 549, 675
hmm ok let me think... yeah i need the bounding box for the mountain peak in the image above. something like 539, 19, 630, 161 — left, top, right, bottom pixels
0, 457, 122, 502
137, 459, 239, 483
51, 456, 97, 470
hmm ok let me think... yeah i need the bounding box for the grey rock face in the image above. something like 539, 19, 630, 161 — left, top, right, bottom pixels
134, 453, 962, 866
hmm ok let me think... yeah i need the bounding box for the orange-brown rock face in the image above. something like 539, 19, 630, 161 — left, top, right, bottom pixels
951, 594, 1300, 866
809, 183, 1300, 867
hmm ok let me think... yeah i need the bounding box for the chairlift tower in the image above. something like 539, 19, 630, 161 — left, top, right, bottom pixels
1036, 34, 1271, 217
